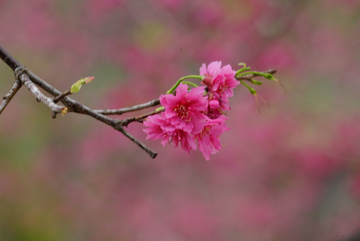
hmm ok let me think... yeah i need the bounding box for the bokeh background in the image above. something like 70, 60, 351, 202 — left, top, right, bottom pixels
1, 0, 360, 240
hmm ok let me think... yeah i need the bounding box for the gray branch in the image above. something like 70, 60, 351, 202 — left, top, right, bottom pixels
0, 45, 158, 158
28, 71, 158, 158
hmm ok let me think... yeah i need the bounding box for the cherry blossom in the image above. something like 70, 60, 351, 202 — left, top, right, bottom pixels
143, 113, 197, 153
159, 83, 208, 134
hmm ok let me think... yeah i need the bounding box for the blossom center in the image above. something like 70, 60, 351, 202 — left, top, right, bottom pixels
197, 125, 213, 140
174, 103, 191, 122
218, 85, 227, 95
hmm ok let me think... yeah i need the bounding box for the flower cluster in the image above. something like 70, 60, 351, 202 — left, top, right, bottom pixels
143, 61, 238, 160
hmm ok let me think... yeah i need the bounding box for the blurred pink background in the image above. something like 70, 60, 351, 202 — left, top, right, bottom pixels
1, 0, 360, 240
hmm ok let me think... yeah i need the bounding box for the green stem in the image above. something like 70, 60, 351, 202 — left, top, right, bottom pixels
235, 67, 251, 76
182, 81, 198, 88
155, 106, 164, 112
250, 79, 263, 85
166, 75, 203, 94
239, 79, 257, 95
236, 71, 272, 79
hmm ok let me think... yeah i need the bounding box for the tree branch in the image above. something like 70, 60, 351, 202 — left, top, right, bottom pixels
0, 45, 20, 70
114, 124, 157, 158
27, 71, 158, 158
0, 79, 22, 115
0, 45, 157, 158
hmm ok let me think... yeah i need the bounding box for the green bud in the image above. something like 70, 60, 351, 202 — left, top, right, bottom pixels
249, 87, 257, 95
155, 106, 165, 112
250, 79, 263, 85
82, 76, 94, 84
70, 81, 82, 93
264, 73, 274, 80
70, 77, 94, 93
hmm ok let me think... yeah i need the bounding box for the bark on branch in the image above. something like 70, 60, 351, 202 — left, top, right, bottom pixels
0, 79, 22, 115
15, 68, 66, 117
0, 45, 158, 158
28, 71, 158, 158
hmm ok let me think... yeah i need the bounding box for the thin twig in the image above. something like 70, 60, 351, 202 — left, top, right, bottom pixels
114, 124, 158, 158
121, 109, 163, 127
53, 89, 71, 103
94, 99, 160, 115
0, 79, 22, 115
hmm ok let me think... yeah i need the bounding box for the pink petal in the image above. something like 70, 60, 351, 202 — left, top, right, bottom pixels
175, 83, 189, 98
199, 63, 208, 76
209, 99, 220, 109
207, 61, 222, 75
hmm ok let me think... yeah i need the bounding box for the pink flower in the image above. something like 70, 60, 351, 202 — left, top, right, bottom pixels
143, 112, 229, 159
160, 83, 208, 134
195, 115, 229, 160
200, 61, 239, 110
143, 113, 197, 153
143, 113, 174, 146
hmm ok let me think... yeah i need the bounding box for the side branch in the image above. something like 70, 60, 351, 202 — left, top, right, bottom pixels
0, 79, 22, 115
121, 109, 163, 127
53, 90, 71, 103
114, 125, 158, 158
94, 99, 160, 115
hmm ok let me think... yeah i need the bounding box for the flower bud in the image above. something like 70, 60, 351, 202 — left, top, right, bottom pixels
209, 99, 220, 109
82, 76, 94, 84
201, 74, 213, 87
